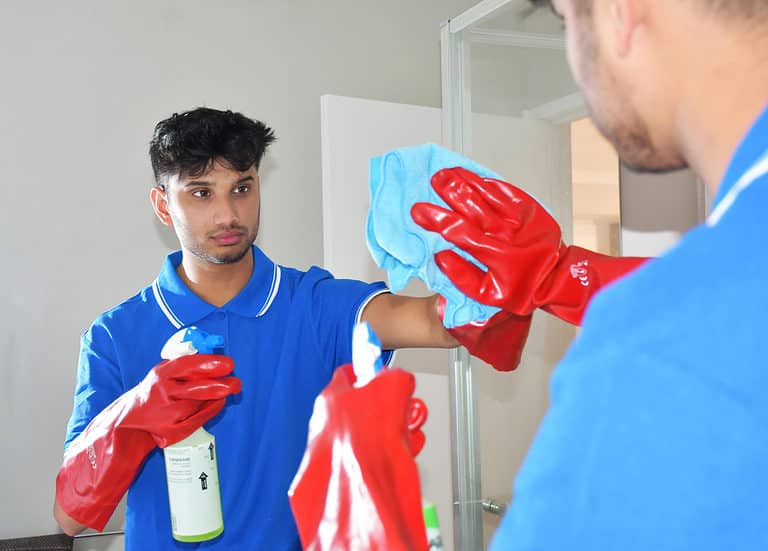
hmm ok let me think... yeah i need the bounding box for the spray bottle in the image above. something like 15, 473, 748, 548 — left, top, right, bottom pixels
160, 326, 226, 542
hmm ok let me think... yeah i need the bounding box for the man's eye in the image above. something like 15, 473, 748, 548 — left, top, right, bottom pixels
234, 185, 250, 194
192, 189, 210, 198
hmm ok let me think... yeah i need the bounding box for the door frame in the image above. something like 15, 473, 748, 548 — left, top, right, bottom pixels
440, 4, 579, 548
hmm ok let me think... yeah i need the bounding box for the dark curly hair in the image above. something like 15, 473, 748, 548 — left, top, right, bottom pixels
149, 107, 276, 187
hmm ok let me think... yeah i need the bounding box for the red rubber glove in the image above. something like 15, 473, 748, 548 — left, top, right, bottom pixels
289, 364, 429, 551
438, 295, 532, 372
55, 354, 241, 531
412, 167, 648, 326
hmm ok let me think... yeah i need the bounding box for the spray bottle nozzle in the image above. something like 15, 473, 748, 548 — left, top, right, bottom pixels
351, 322, 384, 387
184, 329, 224, 355
160, 326, 225, 360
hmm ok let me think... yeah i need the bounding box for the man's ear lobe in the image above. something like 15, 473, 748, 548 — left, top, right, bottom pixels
150, 186, 173, 227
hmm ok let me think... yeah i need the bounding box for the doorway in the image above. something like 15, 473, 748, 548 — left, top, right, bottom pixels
571, 117, 621, 255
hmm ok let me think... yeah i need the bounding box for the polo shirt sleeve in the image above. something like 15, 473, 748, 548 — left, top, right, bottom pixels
305, 267, 393, 377
63, 323, 124, 450
489, 340, 768, 550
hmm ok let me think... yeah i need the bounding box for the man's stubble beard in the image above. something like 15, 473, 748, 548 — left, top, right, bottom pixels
576, 25, 687, 174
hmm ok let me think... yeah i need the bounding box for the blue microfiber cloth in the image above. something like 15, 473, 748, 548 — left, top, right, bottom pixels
366, 143, 504, 328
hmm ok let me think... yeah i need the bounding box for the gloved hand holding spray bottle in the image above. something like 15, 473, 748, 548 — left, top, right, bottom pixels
160, 326, 228, 543
289, 321, 443, 550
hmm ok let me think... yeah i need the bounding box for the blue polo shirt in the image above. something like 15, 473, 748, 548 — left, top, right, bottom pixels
64, 245, 392, 550
490, 103, 768, 551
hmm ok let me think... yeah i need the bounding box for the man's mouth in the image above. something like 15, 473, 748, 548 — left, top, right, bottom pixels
212, 231, 245, 246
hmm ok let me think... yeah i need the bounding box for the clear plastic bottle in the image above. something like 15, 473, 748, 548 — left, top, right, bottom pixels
160, 327, 226, 542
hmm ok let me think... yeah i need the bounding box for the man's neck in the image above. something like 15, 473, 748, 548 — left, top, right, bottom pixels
672, 25, 768, 200
177, 248, 254, 308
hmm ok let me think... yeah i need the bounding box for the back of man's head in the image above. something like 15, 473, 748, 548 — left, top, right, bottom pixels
149, 107, 276, 187
530, 0, 768, 21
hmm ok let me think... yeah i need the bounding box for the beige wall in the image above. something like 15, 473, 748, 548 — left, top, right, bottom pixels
571, 117, 622, 254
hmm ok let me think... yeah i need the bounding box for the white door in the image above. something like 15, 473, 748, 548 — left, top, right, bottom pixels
320, 93, 576, 550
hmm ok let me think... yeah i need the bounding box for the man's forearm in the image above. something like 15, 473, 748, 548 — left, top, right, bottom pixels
426, 294, 461, 348
362, 294, 459, 350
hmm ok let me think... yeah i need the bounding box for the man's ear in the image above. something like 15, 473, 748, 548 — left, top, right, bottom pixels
150, 186, 173, 227
610, 0, 645, 57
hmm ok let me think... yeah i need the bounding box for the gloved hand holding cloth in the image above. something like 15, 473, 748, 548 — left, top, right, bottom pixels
366, 144, 542, 371
367, 144, 648, 371
411, 166, 648, 326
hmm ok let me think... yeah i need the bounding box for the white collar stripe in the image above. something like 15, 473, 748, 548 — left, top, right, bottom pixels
151, 264, 281, 324
256, 265, 281, 317
152, 279, 183, 329
707, 150, 768, 227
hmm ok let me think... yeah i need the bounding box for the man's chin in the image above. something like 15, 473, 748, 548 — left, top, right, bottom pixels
195, 242, 253, 265
214, 245, 252, 265
602, 119, 688, 174
619, 155, 689, 175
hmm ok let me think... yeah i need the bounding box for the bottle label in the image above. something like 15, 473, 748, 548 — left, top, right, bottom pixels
164, 436, 223, 539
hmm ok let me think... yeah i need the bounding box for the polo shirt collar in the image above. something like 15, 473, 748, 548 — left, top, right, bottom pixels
152, 245, 281, 328
712, 102, 768, 210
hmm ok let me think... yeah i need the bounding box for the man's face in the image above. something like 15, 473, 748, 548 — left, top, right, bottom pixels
152, 160, 260, 265
554, 0, 686, 172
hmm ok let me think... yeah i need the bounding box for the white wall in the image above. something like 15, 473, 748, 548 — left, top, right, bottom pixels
0, 0, 479, 542
320, 94, 456, 548
471, 43, 576, 117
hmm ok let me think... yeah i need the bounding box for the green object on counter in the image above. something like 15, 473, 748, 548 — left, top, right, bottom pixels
423, 502, 440, 529
423, 502, 444, 550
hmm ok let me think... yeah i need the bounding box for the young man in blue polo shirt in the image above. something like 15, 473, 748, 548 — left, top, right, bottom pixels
411, 0, 768, 549
52, 107, 468, 550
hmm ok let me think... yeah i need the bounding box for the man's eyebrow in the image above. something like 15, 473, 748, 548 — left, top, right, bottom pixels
529, 0, 563, 18
183, 175, 254, 188
183, 179, 213, 188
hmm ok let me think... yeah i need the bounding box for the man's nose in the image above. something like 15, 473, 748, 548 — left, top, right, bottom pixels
212, 196, 239, 227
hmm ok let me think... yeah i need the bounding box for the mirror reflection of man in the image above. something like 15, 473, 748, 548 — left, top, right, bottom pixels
52, 107, 465, 549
